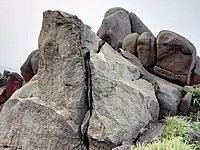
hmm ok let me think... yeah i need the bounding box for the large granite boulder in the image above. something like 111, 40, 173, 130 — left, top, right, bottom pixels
0, 74, 88, 150
37, 10, 102, 149
97, 10, 131, 50
87, 43, 159, 150
137, 32, 156, 70
122, 33, 139, 56
119, 49, 183, 117
129, 12, 151, 34
154, 30, 196, 85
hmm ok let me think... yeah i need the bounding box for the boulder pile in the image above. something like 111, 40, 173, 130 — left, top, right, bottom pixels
0, 7, 199, 150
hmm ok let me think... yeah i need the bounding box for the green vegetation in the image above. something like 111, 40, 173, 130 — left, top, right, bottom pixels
188, 87, 200, 112
134, 116, 200, 150
135, 137, 194, 150
133, 87, 200, 150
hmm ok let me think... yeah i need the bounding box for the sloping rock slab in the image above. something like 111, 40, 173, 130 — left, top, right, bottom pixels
88, 43, 159, 149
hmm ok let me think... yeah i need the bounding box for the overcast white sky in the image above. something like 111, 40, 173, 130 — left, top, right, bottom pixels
0, 0, 199, 73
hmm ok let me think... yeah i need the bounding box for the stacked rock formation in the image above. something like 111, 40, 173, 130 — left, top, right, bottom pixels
0, 7, 199, 150
98, 7, 197, 86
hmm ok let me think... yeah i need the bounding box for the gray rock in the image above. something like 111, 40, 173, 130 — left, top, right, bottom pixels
0, 73, 78, 150
155, 30, 196, 85
129, 12, 151, 34
179, 92, 192, 115
190, 56, 200, 85
137, 122, 165, 144
38, 10, 98, 149
118, 49, 183, 117
154, 75, 183, 117
122, 33, 139, 55
97, 10, 132, 50
190, 131, 200, 142
104, 7, 129, 17
0, 10, 103, 150
112, 145, 133, 150
119, 48, 159, 92
137, 32, 156, 69
88, 43, 159, 149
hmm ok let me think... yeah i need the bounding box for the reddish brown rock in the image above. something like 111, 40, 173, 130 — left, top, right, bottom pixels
154, 30, 196, 85
137, 32, 156, 70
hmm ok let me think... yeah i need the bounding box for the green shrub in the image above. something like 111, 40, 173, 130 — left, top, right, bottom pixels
134, 137, 195, 150
189, 87, 200, 112
163, 116, 191, 140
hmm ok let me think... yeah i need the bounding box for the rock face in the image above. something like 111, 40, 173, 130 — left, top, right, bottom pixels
104, 7, 129, 17
38, 10, 99, 149
88, 43, 159, 149
179, 92, 192, 115
137, 32, 156, 70
20, 49, 39, 83
119, 49, 183, 117
153, 75, 183, 117
122, 33, 139, 55
97, 10, 131, 50
190, 56, 200, 85
154, 30, 196, 85
0, 75, 88, 150
129, 12, 151, 34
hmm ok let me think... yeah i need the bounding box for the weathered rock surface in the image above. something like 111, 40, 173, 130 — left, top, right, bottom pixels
129, 12, 151, 34
37, 10, 100, 149
112, 145, 132, 150
20, 49, 39, 83
137, 32, 156, 70
190, 56, 200, 85
0, 10, 103, 150
118, 49, 183, 117
137, 122, 165, 144
154, 30, 196, 85
179, 92, 192, 115
97, 10, 131, 50
104, 7, 129, 17
122, 33, 139, 55
88, 43, 159, 149
153, 75, 183, 117
119, 48, 159, 92
0, 78, 86, 150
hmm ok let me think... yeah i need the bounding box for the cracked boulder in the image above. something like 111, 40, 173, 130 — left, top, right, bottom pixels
154, 30, 196, 85
137, 32, 156, 70
88, 43, 159, 150
0, 10, 101, 150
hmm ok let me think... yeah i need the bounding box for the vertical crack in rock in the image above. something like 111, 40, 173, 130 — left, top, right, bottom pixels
82, 50, 93, 149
